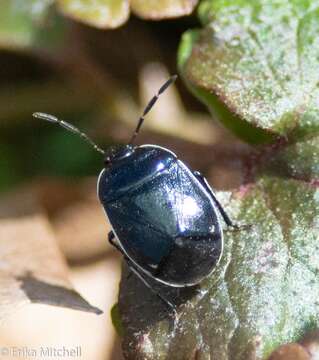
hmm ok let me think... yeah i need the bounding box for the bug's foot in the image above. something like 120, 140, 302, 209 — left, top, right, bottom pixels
126, 270, 133, 281
167, 305, 180, 333
172, 305, 178, 319
225, 223, 253, 232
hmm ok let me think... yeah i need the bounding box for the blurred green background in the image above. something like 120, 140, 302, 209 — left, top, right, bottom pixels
0, 3, 212, 194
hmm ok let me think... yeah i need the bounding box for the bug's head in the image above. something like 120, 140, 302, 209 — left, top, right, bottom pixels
103, 144, 134, 166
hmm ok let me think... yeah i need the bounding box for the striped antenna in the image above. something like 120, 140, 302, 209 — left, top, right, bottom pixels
33, 112, 105, 155
129, 75, 177, 145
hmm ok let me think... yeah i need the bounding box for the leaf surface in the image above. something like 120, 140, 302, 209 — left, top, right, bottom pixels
131, 0, 198, 19
178, 0, 319, 144
57, 0, 129, 28
119, 177, 319, 359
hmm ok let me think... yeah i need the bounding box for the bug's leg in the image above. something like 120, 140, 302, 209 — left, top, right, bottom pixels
108, 230, 120, 250
108, 232, 177, 317
194, 171, 250, 230
193, 171, 234, 227
108, 231, 133, 280
126, 271, 133, 280
126, 262, 178, 317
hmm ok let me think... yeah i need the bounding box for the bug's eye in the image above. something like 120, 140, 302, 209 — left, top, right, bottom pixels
104, 157, 111, 166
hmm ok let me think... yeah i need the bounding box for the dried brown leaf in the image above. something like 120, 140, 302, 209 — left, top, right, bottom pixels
0, 259, 122, 360
268, 344, 310, 360
32, 178, 111, 263
0, 190, 101, 318
300, 330, 319, 359
53, 198, 110, 263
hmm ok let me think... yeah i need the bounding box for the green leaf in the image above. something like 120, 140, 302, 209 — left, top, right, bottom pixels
178, 0, 319, 144
119, 176, 319, 359
57, 0, 197, 27
131, 0, 198, 20
57, 0, 129, 28
0, 0, 65, 51
1, 0, 198, 33
263, 135, 319, 182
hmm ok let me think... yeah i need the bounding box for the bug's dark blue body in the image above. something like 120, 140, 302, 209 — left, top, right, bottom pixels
98, 145, 223, 287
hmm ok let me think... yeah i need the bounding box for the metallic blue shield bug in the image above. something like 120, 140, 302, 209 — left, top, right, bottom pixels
97, 144, 223, 287
33, 75, 244, 314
